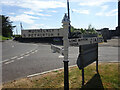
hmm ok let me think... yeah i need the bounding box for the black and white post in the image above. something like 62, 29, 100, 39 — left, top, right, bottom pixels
62, 14, 70, 90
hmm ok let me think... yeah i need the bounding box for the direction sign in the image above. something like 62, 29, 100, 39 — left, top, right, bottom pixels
77, 43, 98, 69
69, 37, 103, 46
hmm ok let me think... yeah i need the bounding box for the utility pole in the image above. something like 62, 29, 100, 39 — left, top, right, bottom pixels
118, 0, 120, 27
20, 22, 23, 30
20, 22, 23, 36
67, 0, 71, 38
116, 0, 120, 36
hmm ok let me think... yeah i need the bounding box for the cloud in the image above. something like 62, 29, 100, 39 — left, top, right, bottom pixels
79, 0, 117, 6
24, 11, 51, 17
1, 0, 66, 11
28, 24, 45, 29
105, 9, 118, 16
96, 5, 109, 16
9, 13, 15, 15
50, 10, 57, 13
10, 14, 40, 24
96, 9, 118, 16
72, 9, 89, 14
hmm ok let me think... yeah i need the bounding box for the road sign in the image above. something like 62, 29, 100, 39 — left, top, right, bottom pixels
77, 43, 98, 69
69, 37, 103, 46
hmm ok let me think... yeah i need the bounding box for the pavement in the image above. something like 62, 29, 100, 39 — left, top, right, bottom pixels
99, 38, 119, 47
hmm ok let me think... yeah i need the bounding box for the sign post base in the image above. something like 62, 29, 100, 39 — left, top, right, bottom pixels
63, 60, 69, 90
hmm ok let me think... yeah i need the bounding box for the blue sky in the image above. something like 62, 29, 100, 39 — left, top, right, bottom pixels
1, 0, 118, 34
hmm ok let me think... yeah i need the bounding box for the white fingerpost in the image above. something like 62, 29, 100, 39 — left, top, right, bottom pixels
62, 13, 70, 90
62, 13, 70, 62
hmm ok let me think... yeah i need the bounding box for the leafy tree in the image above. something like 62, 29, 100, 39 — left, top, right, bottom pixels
70, 26, 75, 32
87, 24, 97, 34
1, 15, 15, 37
80, 28, 86, 34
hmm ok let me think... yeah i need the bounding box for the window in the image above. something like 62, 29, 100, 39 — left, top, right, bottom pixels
24, 34, 26, 37
28, 34, 31, 37
52, 29, 54, 32
51, 33, 53, 36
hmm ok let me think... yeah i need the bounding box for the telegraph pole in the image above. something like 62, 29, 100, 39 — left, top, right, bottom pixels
20, 22, 23, 30
116, 0, 120, 35
67, 0, 71, 38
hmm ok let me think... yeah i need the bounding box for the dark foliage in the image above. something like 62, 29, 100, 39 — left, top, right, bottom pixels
1, 15, 15, 37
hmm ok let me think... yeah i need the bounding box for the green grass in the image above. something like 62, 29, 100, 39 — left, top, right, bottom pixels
2, 63, 119, 89
0, 35, 12, 41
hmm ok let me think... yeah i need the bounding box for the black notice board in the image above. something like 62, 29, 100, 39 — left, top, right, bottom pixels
77, 43, 98, 69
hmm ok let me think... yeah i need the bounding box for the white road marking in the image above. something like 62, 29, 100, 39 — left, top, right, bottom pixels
4, 60, 14, 65
0, 59, 10, 63
31, 52, 35, 54
11, 56, 18, 59
30, 50, 33, 52
34, 50, 38, 52
58, 55, 64, 58
12, 45, 14, 48
26, 52, 30, 54
20, 54, 25, 56
27, 65, 77, 78
24, 54, 30, 57
17, 57, 24, 60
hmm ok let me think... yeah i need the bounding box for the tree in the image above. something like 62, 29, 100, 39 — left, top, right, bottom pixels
87, 24, 97, 34
1, 15, 15, 37
80, 28, 86, 34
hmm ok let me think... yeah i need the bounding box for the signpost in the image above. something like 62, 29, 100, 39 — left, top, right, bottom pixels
62, 14, 70, 90
51, 14, 103, 88
77, 43, 98, 85
69, 37, 103, 46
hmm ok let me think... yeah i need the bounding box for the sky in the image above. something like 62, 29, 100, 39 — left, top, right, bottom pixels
1, 0, 118, 34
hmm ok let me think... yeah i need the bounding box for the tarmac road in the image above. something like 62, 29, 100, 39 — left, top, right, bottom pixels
2, 40, 119, 83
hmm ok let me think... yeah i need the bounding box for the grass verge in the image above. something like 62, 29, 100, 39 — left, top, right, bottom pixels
0, 35, 12, 41
2, 62, 119, 89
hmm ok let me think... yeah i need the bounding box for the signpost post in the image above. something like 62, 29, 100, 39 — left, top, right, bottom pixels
77, 43, 99, 85
62, 13, 70, 90
50, 12, 103, 89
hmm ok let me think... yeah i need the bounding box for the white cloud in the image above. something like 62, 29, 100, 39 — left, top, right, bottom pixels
10, 14, 40, 24
9, 13, 15, 15
79, 0, 117, 6
96, 9, 118, 16
72, 9, 89, 14
1, 0, 66, 11
28, 24, 45, 29
96, 5, 109, 16
105, 9, 118, 16
24, 11, 51, 17
50, 10, 57, 13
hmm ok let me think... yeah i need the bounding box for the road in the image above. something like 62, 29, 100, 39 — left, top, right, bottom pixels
2, 40, 119, 83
